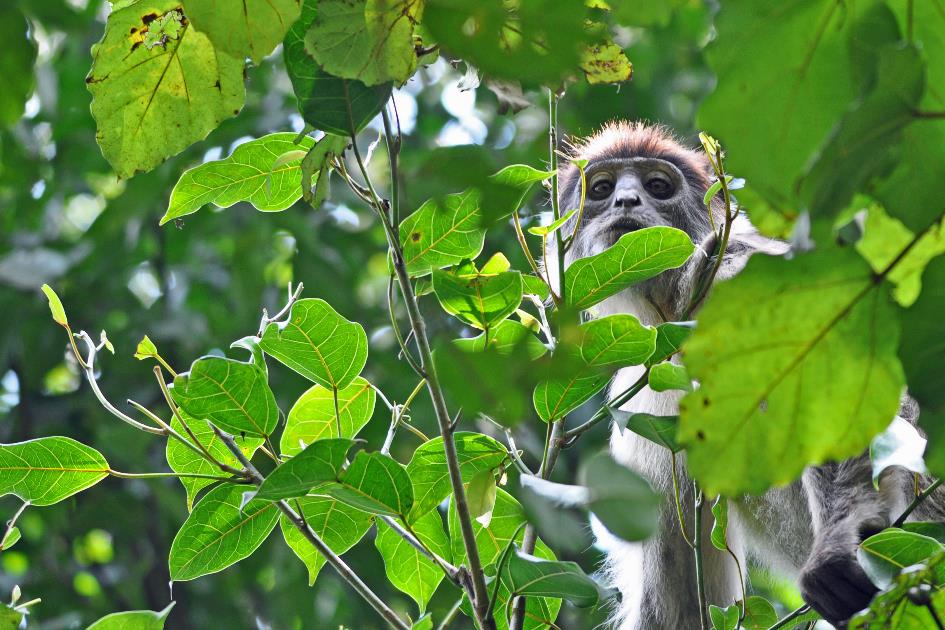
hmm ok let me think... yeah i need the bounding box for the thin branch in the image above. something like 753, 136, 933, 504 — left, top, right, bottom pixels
768, 605, 813, 630
258, 282, 304, 336
108, 469, 239, 482
212, 425, 409, 630
893, 478, 943, 527
693, 483, 708, 630
562, 371, 648, 441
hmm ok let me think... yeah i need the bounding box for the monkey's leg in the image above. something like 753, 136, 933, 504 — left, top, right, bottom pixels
604, 426, 743, 630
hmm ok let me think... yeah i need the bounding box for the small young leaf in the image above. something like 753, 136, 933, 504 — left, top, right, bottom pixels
609, 411, 680, 453
134, 335, 158, 360
260, 298, 368, 390
710, 496, 729, 551
406, 433, 508, 523
0, 526, 21, 551
256, 438, 355, 501
741, 596, 778, 630
375, 510, 451, 613
41, 284, 68, 327
169, 484, 279, 581
466, 468, 498, 528
433, 266, 523, 331
280, 495, 373, 585
870, 416, 928, 488
0, 437, 109, 506
527, 209, 578, 237
161, 133, 316, 224
580, 38, 632, 85
565, 226, 694, 310
281, 377, 376, 456
648, 362, 692, 392
502, 549, 600, 607
86, 603, 175, 630
171, 356, 279, 437
327, 451, 413, 517
708, 603, 739, 630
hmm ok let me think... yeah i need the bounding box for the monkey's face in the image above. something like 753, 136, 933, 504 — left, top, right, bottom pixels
565, 156, 711, 262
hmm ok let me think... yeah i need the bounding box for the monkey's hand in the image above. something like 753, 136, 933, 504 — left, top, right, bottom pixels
798, 519, 882, 626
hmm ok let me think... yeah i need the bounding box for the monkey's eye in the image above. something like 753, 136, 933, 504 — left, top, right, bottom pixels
589, 175, 614, 200
645, 175, 674, 200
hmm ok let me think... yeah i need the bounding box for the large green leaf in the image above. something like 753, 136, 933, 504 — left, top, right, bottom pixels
433, 264, 522, 332
0, 437, 109, 506
579, 314, 656, 368
169, 484, 279, 581
858, 528, 945, 589
565, 227, 694, 311
579, 452, 660, 542
697, 0, 887, 210
256, 439, 354, 500
304, 0, 422, 87
375, 510, 451, 613
0, 6, 36, 127
326, 451, 413, 517
182, 0, 300, 63
161, 133, 315, 225
87, 1, 245, 178
532, 368, 608, 423
899, 256, 945, 414
86, 603, 175, 630
284, 0, 391, 136
165, 413, 263, 510
400, 189, 485, 277
259, 298, 368, 390
448, 489, 561, 629
171, 356, 279, 437
453, 319, 547, 360
405, 432, 507, 523
679, 247, 904, 495
280, 377, 376, 456
280, 495, 373, 585
502, 550, 599, 607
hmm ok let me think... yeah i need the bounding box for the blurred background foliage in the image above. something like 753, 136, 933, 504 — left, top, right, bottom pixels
0, 0, 722, 627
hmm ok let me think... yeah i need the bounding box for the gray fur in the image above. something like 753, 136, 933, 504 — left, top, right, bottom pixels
551, 125, 943, 628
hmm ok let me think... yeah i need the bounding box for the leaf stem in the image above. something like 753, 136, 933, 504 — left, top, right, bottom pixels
562, 370, 649, 441
693, 482, 708, 630
108, 469, 238, 481
549, 90, 567, 306
212, 425, 410, 630
1, 500, 29, 550
768, 604, 813, 630
893, 478, 943, 527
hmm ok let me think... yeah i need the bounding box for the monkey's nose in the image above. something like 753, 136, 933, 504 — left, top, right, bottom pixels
614, 191, 642, 208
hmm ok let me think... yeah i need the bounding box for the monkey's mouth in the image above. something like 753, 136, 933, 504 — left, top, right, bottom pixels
605, 217, 648, 243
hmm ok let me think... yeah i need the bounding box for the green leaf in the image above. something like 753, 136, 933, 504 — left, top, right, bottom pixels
800, 40, 924, 219
527, 209, 578, 237
432, 265, 523, 331
0, 526, 21, 551
648, 362, 691, 392
900, 256, 945, 416
41, 284, 68, 327
710, 496, 729, 551
502, 549, 599, 607
646, 323, 691, 368
305, 0, 421, 87
284, 0, 392, 135
300, 134, 348, 206
182, 0, 300, 63
281, 377, 376, 456
708, 603, 739, 630
280, 495, 373, 585
87, 2, 245, 178
579, 314, 656, 368
565, 227, 694, 311
517, 476, 592, 554
679, 247, 904, 495
260, 298, 368, 390
466, 468, 498, 528
400, 189, 485, 276
0, 437, 109, 506
609, 410, 680, 453
858, 528, 945, 590
697, 0, 890, 214
171, 356, 279, 437
533, 368, 608, 423
903, 522, 945, 544
0, 6, 36, 127
448, 489, 561, 629
166, 413, 263, 511
870, 417, 928, 488
256, 439, 355, 501
410, 615, 433, 630
375, 510, 451, 613
488, 163, 556, 223
424, 0, 590, 88
169, 484, 279, 581
86, 603, 175, 630
134, 335, 158, 360
741, 596, 778, 630
326, 451, 413, 517
406, 432, 507, 523
454, 319, 547, 360
580, 38, 632, 85
580, 452, 660, 542
161, 133, 316, 225
605, 0, 683, 27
